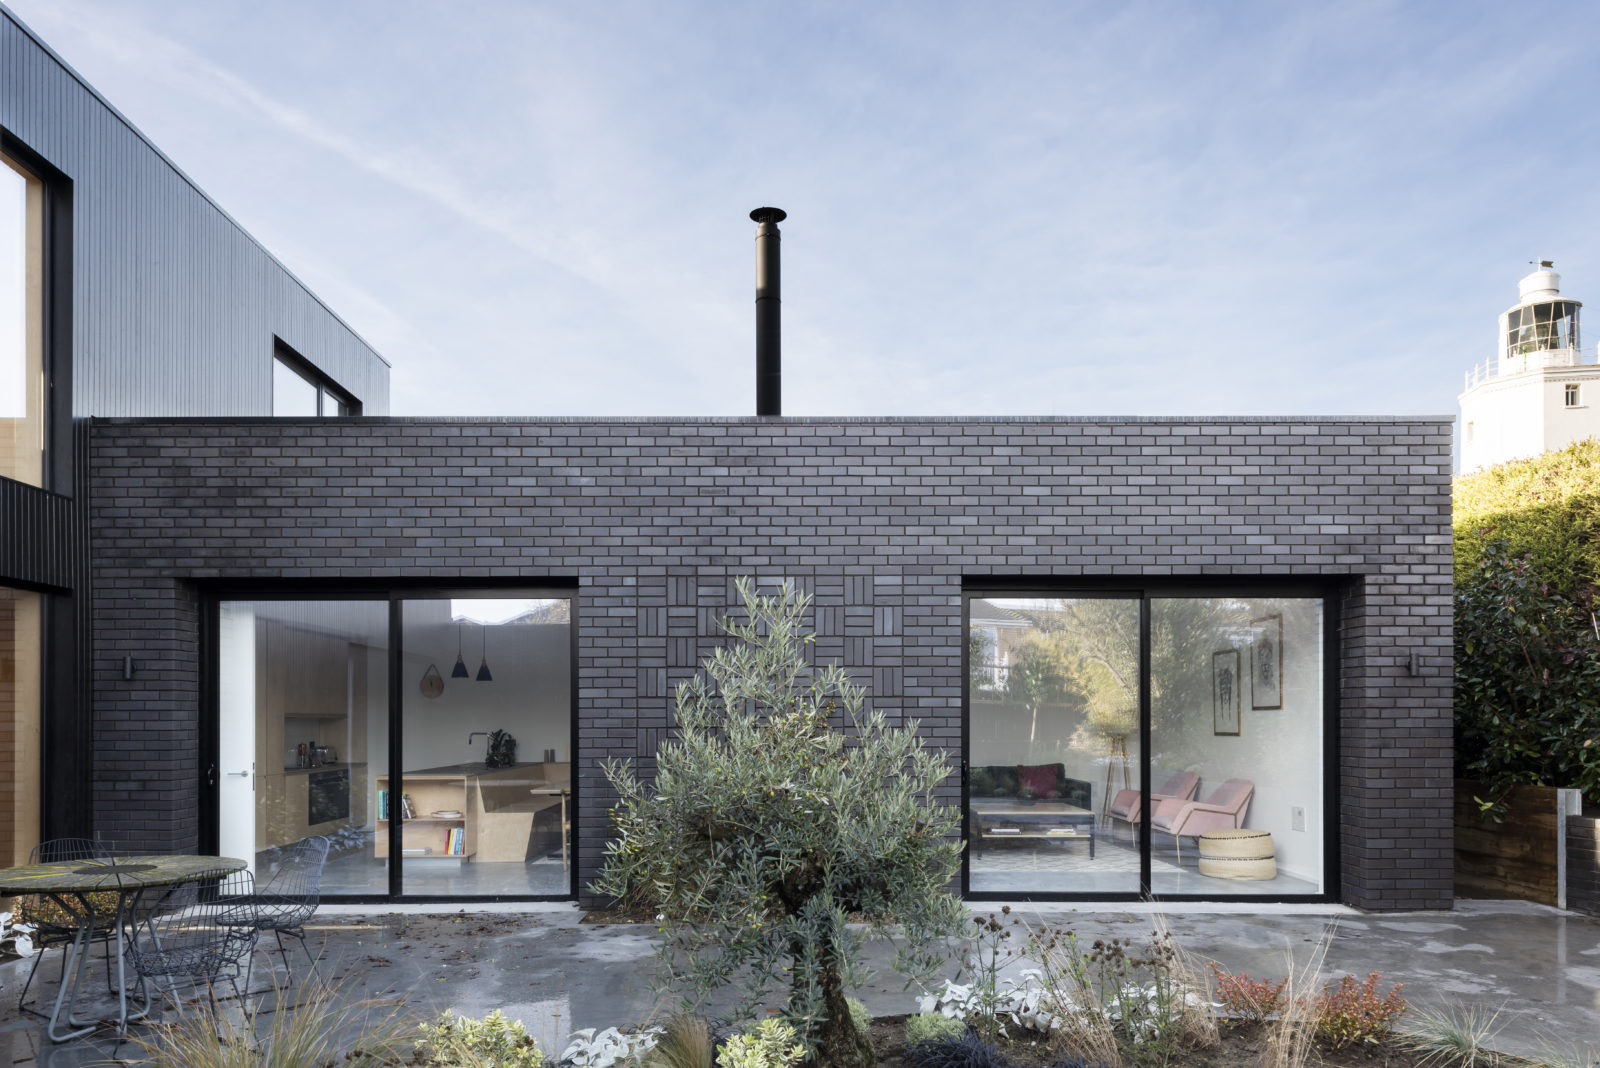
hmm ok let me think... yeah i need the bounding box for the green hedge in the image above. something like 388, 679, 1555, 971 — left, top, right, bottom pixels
1454, 439, 1600, 806
1454, 438, 1600, 598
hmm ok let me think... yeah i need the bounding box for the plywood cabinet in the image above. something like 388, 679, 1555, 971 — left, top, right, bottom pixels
373, 762, 570, 863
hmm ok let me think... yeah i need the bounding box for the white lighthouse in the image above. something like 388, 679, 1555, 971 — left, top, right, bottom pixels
1459, 263, 1600, 472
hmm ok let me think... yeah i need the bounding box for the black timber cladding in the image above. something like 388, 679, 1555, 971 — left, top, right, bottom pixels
88, 415, 1455, 912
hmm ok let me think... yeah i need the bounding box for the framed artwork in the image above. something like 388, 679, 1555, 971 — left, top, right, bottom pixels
1250, 613, 1283, 710
1212, 649, 1241, 736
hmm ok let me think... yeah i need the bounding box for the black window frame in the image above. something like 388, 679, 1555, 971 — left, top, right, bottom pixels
961, 577, 1341, 904
272, 338, 360, 417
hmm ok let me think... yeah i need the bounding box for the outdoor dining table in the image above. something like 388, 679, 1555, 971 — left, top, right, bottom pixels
0, 854, 248, 1042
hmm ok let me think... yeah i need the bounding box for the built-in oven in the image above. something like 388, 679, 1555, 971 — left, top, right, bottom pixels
308, 768, 350, 826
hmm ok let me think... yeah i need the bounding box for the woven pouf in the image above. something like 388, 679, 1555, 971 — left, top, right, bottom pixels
1196, 828, 1276, 880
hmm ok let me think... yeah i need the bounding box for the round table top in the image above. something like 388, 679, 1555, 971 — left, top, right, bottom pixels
0, 854, 247, 896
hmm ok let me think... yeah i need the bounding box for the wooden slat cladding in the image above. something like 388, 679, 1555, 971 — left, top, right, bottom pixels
0, 11, 390, 418
0, 477, 74, 589
1454, 779, 1561, 906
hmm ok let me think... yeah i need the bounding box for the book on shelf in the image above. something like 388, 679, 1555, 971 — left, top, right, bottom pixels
377, 789, 389, 821
400, 793, 415, 820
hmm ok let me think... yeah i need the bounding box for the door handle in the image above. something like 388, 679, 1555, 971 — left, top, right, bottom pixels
226, 770, 250, 777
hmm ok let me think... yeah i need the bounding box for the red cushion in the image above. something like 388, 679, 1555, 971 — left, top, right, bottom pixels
1016, 764, 1060, 799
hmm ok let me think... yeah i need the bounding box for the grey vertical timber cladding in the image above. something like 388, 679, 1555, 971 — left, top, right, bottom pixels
88, 416, 1455, 909
0, 9, 389, 415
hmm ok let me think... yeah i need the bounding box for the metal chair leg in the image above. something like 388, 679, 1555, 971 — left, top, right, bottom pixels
294, 929, 320, 980
273, 929, 294, 987
16, 947, 46, 1016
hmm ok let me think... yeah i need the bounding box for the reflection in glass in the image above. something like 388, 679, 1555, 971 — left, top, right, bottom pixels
398, 597, 571, 896
1, 154, 44, 486
272, 357, 319, 416
217, 601, 389, 894
0, 587, 41, 867
967, 597, 1141, 894
1148, 598, 1323, 896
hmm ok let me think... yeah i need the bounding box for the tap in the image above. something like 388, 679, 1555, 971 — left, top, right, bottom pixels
468, 731, 491, 753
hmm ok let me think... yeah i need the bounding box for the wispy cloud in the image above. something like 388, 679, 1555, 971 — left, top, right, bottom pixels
12, 0, 1600, 419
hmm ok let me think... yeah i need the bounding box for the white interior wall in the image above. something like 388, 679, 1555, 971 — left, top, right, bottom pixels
400, 601, 571, 770
1150, 599, 1323, 885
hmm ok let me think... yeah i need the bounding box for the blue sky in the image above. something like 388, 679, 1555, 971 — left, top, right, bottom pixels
10, 0, 1600, 418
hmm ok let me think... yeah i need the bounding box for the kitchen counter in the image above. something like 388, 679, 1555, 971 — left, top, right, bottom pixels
282, 761, 366, 776
405, 761, 539, 777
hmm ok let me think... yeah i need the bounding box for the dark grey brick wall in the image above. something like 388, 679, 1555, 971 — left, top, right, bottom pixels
87, 416, 1454, 910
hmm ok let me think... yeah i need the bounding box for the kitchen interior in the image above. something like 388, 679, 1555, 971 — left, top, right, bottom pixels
222, 596, 572, 898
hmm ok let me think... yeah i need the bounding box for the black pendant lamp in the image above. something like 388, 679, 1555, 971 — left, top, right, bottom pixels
476, 624, 493, 682
451, 622, 470, 678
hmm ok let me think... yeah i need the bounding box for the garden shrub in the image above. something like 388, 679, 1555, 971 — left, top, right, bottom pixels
1206, 963, 1287, 1023
1313, 972, 1406, 1049
908, 1032, 1017, 1068
1455, 541, 1600, 806
595, 578, 968, 1068
644, 1015, 716, 1068
412, 1008, 550, 1067
1455, 442, 1600, 807
717, 1018, 806, 1068
907, 1012, 966, 1045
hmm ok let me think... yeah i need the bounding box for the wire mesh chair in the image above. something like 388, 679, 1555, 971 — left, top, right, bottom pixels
15, 838, 118, 1017
248, 836, 329, 987
123, 868, 259, 1017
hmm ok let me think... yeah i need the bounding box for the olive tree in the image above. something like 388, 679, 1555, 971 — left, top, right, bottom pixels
594, 578, 966, 1067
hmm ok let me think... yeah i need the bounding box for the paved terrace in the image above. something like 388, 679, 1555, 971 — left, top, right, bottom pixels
0, 900, 1592, 1066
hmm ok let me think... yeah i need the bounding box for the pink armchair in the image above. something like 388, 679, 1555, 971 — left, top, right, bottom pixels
1107, 772, 1199, 841
1150, 778, 1254, 861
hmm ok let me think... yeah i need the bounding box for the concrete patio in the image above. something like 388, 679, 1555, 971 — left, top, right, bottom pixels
0, 899, 1593, 1066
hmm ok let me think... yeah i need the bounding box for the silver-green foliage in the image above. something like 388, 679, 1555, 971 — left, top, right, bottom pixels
595, 578, 967, 1065
717, 1018, 807, 1068
1396, 1003, 1504, 1068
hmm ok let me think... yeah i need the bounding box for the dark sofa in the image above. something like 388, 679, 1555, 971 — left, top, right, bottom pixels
969, 762, 1092, 811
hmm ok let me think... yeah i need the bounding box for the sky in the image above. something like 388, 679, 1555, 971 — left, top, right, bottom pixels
9, 0, 1600, 419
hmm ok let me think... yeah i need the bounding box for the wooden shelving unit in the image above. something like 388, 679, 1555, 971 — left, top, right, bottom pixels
374, 772, 474, 860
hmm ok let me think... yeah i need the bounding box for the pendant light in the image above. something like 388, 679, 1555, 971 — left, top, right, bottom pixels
476, 623, 493, 682
451, 622, 470, 678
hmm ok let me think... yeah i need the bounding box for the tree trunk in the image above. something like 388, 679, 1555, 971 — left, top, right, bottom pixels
812, 955, 874, 1067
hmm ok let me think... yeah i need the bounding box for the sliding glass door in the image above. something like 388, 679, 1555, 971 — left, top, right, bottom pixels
397, 595, 572, 896
1148, 597, 1325, 895
967, 596, 1141, 894
216, 589, 574, 900
966, 586, 1331, 900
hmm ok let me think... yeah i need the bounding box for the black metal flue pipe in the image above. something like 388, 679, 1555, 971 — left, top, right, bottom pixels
751, 207, 785, 416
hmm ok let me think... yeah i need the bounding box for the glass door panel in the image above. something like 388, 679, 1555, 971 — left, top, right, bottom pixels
398, 596, 572, 896
217, 600, 389, 893
1148, 597, 1324, 895
967, 596, 1141, 894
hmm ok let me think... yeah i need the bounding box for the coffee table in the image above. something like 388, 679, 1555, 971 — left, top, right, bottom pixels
969, 799, 1096, 858
0, 854, 247, 1041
